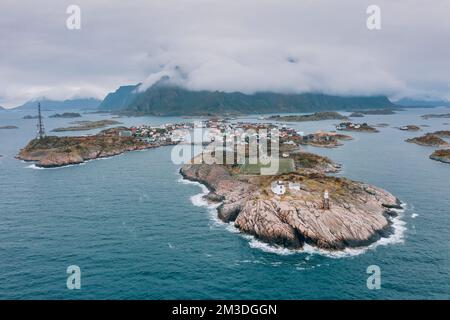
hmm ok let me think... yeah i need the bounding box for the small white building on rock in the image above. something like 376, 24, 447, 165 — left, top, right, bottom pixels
288, 182, 301, 191
271, 180, 286, 195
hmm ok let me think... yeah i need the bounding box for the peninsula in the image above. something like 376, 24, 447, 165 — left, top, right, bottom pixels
17, 124, 187, 168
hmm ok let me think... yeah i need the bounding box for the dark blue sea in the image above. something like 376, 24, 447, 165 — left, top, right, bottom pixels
0, 107, 449, 299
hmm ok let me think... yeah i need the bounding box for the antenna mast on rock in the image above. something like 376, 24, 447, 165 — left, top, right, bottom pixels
37, 102, 46, 139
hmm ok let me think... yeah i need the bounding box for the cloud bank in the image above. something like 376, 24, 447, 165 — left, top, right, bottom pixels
0, 0, 449, 107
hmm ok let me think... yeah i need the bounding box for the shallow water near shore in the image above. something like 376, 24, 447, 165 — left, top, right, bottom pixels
0, 107, 449, 299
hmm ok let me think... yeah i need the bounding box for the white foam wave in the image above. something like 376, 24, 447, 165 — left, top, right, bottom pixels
23, 153, 127, 170
25, 164, 44, 170
178, 177, 220, 212
25, 162, 86, 170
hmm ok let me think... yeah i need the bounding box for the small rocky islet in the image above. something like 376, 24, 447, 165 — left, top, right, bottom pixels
406, 131, 450, 164
398, 125, 421, 131
406, 132, 449, 147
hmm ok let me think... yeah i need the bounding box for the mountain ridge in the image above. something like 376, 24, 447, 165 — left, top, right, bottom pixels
99, 80, 395, 116
14, 98, 101, 111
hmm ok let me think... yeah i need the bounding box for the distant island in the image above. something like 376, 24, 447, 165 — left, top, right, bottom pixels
349, 109, 396, 117
98, 77, 395, 116
49, 112, 82, 118
398, 125, 421, 131
267, 111, 348, 122
0, 125, 18, 129
23, 115, 39, 119
51, 120, 122, 132
422, 113, 450, 119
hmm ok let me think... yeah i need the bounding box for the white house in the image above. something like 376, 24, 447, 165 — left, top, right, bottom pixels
271, 181, 286, 195
288, 182, 301, 191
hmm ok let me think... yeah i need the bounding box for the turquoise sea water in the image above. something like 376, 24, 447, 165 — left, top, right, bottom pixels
0, 107, 449, 299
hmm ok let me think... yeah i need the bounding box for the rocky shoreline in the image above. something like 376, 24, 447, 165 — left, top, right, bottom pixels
180, 153, 401, 251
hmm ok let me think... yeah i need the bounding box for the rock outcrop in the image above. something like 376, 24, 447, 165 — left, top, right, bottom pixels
180, 156, 400, 251
234, 176, 398, 250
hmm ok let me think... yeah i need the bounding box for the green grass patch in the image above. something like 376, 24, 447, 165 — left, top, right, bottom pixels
239, 158, 295, 175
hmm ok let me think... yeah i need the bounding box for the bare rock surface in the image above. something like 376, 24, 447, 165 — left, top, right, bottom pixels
180, 159, 400, 251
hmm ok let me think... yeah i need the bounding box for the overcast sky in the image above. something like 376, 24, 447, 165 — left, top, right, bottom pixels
0, 0, 449, 107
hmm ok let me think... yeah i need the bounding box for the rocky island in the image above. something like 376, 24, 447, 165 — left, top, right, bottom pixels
180, 150, 401, 251
49, 112, 82, 118
23, 115, 39, 119
421, 113, 450, 119
406, 133, 449, 147
430, 149, 450, 164
0, 125, 18, 129
267, 111, 348, 122
299, 131, 353, 148
349, 109, 396, 117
